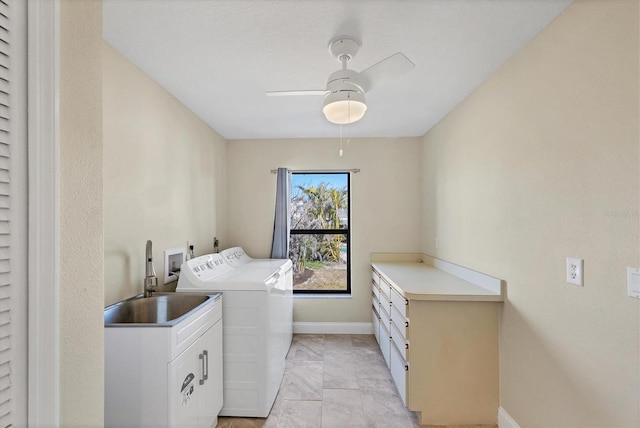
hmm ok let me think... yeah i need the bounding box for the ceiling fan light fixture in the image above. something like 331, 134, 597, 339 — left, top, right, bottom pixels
322, 90, 367, 125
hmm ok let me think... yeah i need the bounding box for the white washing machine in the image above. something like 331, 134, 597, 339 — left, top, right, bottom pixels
176, 253, 292, 418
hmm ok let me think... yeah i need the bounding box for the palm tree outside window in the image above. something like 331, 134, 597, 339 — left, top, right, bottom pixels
289, 172, 350, 293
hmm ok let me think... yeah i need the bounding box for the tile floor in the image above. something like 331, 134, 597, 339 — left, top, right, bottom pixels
216, 334, 421, 428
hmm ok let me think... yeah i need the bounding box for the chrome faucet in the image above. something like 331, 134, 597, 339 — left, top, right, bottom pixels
144, 240, 158, 297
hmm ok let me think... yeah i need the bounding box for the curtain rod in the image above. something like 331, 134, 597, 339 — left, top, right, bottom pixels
270, 168, 360, 174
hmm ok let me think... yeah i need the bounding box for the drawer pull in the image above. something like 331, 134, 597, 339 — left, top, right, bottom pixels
405, 343, 409, 350
405, 364, 409, 371
404, 299, 409, 306
405, 321, 409, 328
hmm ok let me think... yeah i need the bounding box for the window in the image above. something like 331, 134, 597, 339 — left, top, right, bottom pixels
289, 172, 350, 294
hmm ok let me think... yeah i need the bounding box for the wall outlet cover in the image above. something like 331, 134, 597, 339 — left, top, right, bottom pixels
164, 248, 186, 283
566, 257, 583, 286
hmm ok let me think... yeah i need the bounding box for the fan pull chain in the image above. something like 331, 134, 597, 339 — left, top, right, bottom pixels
348, 100, 351, 149
339, 124, 343, 157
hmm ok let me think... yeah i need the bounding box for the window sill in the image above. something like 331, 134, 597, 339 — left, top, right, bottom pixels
294, 294, 352, 299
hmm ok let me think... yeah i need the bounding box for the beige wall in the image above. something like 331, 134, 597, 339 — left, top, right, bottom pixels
60, 0, 104, 425
421, 1, 639, 426
103, 42, 227, 305
226, 138, 422, 322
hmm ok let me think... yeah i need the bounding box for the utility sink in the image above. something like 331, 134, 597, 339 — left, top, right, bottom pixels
105, 291, 223, 427
104, 293, 217, 327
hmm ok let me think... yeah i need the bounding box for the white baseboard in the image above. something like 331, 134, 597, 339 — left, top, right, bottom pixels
498, 407, 520, 428
293, 322, 373, 335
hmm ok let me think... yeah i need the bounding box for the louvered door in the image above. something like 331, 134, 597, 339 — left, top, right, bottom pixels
0, 2, 8, 418
0, 1, 27, 426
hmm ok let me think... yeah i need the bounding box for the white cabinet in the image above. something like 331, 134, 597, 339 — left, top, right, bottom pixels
168, 322, 223, 427
371, 261, 503, 426
372, 267, 408, 396
106, 294, 223, 428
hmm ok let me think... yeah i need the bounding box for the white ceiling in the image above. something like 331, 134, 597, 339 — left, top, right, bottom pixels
103, 0, 572, 140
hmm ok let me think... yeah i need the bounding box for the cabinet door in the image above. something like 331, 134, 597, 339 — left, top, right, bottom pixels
168, 340, 202, 427
390, 341, 408, 406
372, 290, 381, 344
379, 319, 391, 369
168, 320, 223, 428
197, 320, 224, 427
372, 304, 380, 344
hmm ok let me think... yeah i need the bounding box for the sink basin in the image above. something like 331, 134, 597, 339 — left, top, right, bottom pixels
104, 293, 219, 327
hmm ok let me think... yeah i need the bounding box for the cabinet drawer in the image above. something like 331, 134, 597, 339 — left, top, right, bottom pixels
379, 287, 391, 314
371, 268, 380, 286
379, 276, 392, 300
390, 341, 408, 406
390, 287, 408, 319
379, 298, 391, 329
372, 282, 380, 301
391, 308, 409, 339
379, 321, 391, 369
390, 322, 408, 361
372, 290, 380, 309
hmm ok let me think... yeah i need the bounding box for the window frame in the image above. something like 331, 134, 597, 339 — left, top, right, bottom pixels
289, 172, 351, 295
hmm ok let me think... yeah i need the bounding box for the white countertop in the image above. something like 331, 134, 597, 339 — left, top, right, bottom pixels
372, 261, 504, 302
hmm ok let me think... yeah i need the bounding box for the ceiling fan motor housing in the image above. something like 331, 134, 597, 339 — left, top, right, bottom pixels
326, 69, 365, 93
323, 68, 367, 125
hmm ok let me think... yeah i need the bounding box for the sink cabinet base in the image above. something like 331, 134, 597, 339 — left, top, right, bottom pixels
105, 295, 223, 427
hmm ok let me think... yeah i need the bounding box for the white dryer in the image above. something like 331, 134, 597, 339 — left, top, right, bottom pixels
176, 253, 292, 418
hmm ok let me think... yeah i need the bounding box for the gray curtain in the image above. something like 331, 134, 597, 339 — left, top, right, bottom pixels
270, 168, 290, 259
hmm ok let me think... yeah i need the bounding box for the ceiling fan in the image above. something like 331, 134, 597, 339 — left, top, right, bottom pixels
266, 36, 415, 125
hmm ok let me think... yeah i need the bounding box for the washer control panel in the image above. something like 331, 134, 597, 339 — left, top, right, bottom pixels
221, 246, 253, 267
184, 254, 232, 280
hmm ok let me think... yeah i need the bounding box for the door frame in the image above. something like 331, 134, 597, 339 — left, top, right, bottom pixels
27, 0, 60, 425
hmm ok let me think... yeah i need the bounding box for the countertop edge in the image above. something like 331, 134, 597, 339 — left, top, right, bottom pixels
372, 254, 505, 302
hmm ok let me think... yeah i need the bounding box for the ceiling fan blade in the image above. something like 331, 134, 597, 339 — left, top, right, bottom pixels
358, 52, 415, 92
265, 90, 327, 97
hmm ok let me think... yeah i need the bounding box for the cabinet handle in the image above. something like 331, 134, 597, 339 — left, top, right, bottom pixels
405, 321, 409, 328
198, 350, 210, 385
405, 364, 409, 371
405, 343, 409, 350
203, 350, 209, 382
199, 353, 205, 385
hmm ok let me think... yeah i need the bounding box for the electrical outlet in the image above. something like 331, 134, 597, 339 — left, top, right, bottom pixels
566, 257, 583, 286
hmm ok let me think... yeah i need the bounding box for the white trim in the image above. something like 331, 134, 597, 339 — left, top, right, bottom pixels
293, 322, 373, 334
27, 0, 60, 426
294, 294, 352, 299
498, 407, 521, 428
